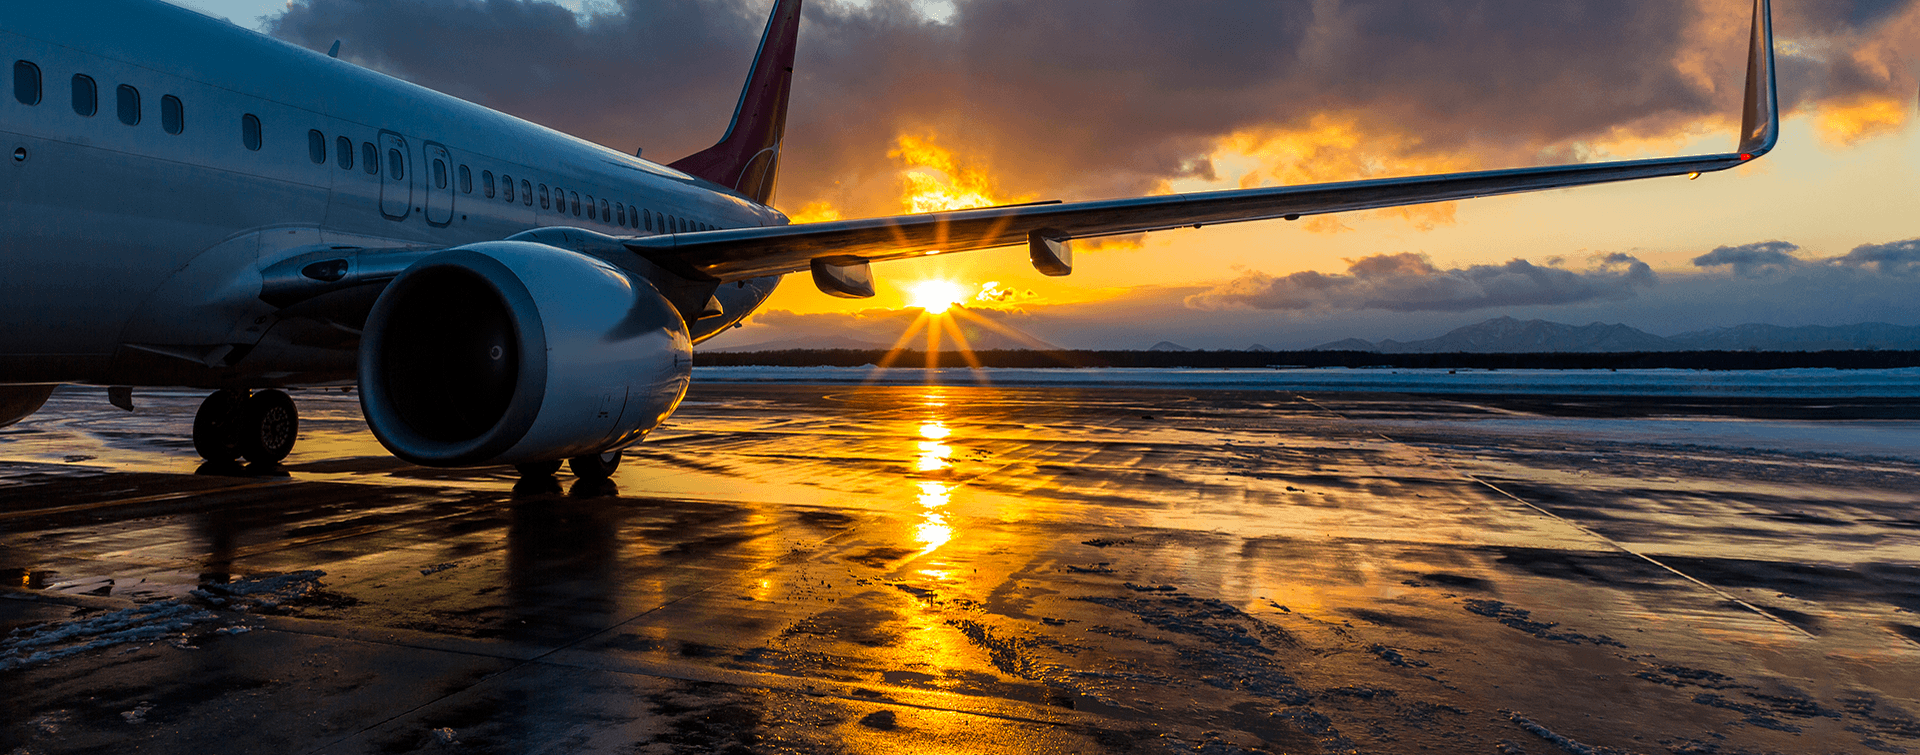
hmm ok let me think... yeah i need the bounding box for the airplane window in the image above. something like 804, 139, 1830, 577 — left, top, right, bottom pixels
643, 209, 651, 231
387, 148, 403, 180
13, 61, 40, 106
242, 113, 261, 151
432, 158, 447, 189
538, 184, 549, 209
361, 141, 378, 175
71, 75, 96, 117
585, 195, 596, 220
502, 174, 514, 202
459, 165, 471, 194
161, 95, 183, 135
336, 136, 353, 168
600, 199, 610, 222
570, 191, 580, 217
615, 203, 625, 226
116, 85, 140, 126
520, 179, 531, 206
308, 130, 327, 164
482, 170, 495, 198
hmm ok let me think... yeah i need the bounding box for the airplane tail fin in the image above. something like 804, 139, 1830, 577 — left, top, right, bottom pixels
669, 0, 802, 206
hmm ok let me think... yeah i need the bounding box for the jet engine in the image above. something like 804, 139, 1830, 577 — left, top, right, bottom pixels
358, 242, 691, 468
0, 385, 56, 429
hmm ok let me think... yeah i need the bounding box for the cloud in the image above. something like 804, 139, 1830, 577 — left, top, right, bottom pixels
266, 0, 1920, 221
1691, 237, 1920, 278
1836, 238, 1920, 276
1184, 253, 1656, 313
1691, 241, 1802, 277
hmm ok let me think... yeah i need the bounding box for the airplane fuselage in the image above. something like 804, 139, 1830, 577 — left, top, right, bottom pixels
1, 0, 783, 390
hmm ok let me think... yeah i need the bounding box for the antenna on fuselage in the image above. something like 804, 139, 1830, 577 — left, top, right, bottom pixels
327, 40, 341, 59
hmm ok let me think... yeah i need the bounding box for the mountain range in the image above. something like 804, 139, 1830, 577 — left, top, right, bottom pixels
1311, 317, 1920, 353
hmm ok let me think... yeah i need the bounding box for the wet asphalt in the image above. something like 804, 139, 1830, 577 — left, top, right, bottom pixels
2, 383, 1917, 754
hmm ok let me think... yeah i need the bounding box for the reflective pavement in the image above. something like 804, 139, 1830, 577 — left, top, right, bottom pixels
2, 384, 1918, 754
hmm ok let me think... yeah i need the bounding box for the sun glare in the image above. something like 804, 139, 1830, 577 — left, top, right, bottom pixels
907, 280, 967, 314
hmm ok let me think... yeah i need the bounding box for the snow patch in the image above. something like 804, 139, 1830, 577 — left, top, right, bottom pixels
1, 570, 327, 670
0, 602, 218, 670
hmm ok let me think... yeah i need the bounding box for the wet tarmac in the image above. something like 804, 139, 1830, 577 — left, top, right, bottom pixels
2, 383, 1918, 754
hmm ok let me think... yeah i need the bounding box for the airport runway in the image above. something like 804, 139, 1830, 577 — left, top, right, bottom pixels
3, 382, 1918, 754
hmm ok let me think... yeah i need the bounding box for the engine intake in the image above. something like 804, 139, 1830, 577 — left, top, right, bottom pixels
359, 242, 691, 467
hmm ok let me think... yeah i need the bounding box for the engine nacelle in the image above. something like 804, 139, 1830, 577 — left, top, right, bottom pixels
358, 242, 691, 467
0, 385, 55, 428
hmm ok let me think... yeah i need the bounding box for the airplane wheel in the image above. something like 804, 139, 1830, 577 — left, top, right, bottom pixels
515, 460, 563, 477
236, 389, 299, 465
568, 450, 622, 481
192, 389, 245, 462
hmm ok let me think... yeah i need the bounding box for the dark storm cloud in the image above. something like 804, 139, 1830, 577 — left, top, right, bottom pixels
1184, 252, 1656, 313
1836, 238, 1920, 276
1692, 241, 1802, 277
268, 0, 1920, 216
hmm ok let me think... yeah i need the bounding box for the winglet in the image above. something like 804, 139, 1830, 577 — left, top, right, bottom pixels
669, 0, 803, 205
1737, 0, 1778, 158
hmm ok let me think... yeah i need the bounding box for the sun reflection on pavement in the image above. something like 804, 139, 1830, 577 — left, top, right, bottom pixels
912, 401, 956, 557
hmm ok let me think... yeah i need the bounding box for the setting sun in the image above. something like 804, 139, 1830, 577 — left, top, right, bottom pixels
906, 280, 967, 314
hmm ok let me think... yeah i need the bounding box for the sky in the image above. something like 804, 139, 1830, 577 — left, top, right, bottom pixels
179, 0, 1919, 350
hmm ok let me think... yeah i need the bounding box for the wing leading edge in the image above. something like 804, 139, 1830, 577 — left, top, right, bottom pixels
629, 0, 1778, 288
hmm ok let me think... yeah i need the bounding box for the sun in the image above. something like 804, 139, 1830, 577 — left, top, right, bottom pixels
906, 280, 967, 314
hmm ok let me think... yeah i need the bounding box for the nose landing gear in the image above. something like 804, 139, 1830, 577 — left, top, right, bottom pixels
193, 389, 300, 465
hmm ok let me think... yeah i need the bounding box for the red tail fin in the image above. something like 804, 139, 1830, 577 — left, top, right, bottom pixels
670, 0, 802, 206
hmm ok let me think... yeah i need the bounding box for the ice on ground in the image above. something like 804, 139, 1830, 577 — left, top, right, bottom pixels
0, 602, 217, 670
1, 571, 326, 670
190, 570, 326, 611
1504, 710, 1641, 755
120, 702, 154, 724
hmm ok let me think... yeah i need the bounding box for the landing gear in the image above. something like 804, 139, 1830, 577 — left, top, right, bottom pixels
567, 450, 622, 481
192, 390, 244, 462
193, 389, 300, 465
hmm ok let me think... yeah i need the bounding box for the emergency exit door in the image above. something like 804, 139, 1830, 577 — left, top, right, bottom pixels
378, 131, 412, 221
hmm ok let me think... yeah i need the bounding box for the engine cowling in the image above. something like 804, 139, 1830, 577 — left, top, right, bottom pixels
0, 385, 55, 428
358, 242, 691, 467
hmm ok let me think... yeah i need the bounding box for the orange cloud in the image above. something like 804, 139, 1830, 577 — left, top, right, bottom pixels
1199, 114, 1480, 231
1814, 96, 1911, 147
889, 134, 1032, 214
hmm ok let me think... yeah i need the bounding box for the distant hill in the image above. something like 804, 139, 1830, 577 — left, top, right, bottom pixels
1668, 323, 1920, 351
1312, 317, 1920, 353
1149, 341, 1192, 352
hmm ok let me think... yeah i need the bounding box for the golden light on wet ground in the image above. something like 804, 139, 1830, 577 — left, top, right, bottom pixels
6, 385, 1920, 752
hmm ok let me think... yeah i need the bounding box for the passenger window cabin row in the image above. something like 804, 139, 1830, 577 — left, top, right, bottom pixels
16, 59, 186, 135
17, 58, 721, 235
15, 58, 255, 148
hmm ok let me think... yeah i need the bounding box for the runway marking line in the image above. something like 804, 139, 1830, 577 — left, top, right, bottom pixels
1291, 393, 1819, 641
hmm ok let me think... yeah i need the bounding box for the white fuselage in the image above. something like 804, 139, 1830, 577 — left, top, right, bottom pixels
1, 0, 784, 389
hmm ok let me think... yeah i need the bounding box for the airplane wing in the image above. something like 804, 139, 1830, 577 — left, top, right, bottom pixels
627, 0, 1778, 297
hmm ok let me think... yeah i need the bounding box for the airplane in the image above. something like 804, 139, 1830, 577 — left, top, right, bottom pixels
0, 0, 1777, 480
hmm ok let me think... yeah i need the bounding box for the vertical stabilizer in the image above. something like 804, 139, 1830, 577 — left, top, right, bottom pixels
669, 0, 802, 206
